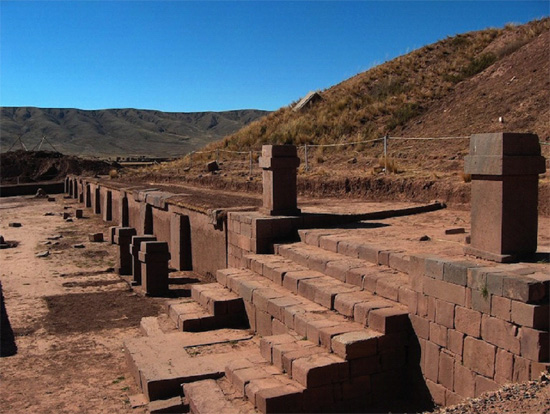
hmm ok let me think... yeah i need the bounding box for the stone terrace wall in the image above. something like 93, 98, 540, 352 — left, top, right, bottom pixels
67, 176, 227, 278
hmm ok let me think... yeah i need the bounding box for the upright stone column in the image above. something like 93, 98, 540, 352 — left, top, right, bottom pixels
85, 184, 92, 208
259, 145, 301, 216
94, 188, 101, 215
464, 132, 546, 262
113, 227, 137, 275
103, 190, 112, 222
130, 235, 157, 285
78, 180, 84, 203
72, 179, 78, 199
139, 241, 170, 296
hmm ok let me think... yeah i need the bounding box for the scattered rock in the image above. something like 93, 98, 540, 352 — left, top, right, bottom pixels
0, 235, 4, 244
419, 235, 431, 241
8, 223, 22, 228
63, 206, 70, 210
44, 212, 55, 216
347, 157, 357, 164
62, 212, 71, 220
183, 167, 191, 172
47, 235, 63, 240
47, 197, 56, 202
75, 209, 84, 219
65, 218, 73, 222
445, 227, 465, 235
89, 233, 104, 242
206, 160, 220, 172
36, 251, 50, 258
73, 244, 85, 249
34, 188, 48, 198
43, 241, 52, 246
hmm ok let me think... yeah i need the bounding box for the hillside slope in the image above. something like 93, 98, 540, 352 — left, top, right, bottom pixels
199, 18, 549, 169
0, 107, 268, 158
124, 19, 549, 214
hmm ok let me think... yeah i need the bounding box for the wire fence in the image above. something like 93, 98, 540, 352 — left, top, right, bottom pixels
185, 135, 477, 175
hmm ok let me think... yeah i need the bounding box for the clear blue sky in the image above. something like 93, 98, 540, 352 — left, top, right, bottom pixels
1, 1, 548, 112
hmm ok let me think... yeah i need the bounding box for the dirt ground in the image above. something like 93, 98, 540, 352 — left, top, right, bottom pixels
0, 195, 166, 414
1, 192, 549, 414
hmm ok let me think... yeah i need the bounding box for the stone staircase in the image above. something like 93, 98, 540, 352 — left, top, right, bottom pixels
125, 229, 415, 413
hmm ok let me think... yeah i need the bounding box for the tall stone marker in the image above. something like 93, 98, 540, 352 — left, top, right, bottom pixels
113, 227, 137, 275
464, 132, 546, 262
259, 145, 301, 216
139, 241, 170, 296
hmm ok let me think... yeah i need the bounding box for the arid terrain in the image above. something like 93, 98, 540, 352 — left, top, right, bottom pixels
1, 192, 549, 413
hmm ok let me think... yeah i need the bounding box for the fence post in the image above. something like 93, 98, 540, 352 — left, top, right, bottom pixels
384, 135, 388, 174
304, 144, 309, 172
249, 151, 253, 176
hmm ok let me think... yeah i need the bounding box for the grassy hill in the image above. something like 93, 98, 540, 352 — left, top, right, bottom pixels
123, 19, 549, 213
0, 107, 268, 158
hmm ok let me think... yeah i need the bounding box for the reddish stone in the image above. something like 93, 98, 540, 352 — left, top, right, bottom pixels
410, 314, 430, 340
491, 295, 511, 321
423, 278, 466, 306
424, 341, 440, 382
447, 329, 464, 357
519, 327, 549, 362
454, 363, 476, 398
475, 375, 498, 397
438, 351, 455, 390
511, 301, 549, 330
480, 314, 520, 355
463, 336, 495, 378
435, 299, 455, 329
513, 355, 531, 382
425, 379, 446, 406
429, 322, 447, 347
495, 349, 513, 385
455, 306, 481, 338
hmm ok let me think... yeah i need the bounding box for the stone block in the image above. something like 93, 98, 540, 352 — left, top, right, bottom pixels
292, 354, 348, 388
438, 351, 455, 390
444, 261, 478, 286
139, 241, 170, 296
511, 301, 549, 330
430, 322, 447, 347
435, 299, 455, 329
513, 355, 531, 382
495, 349, 513, 384
88, 233, 104, 242
480, 314, 520, 354
475, 375, 499, 397
447, 329, 464, 357
491, 295, 511, 321
519, 327, 549, 362
130, 235, 157, 285
424, 340, 440, 382
454, 363, 476, 398
463, 337, 495, 378
114, 227, 137, 275
471, 289, 491, 314
331, 331, 380, 360
256, 385, 303, 414
423, 278, 466, 306
75, 209, 83, 219
455, 306, 481, 337
503, 276, 547, 303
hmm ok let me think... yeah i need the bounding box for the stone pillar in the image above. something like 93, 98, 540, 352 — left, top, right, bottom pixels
120, 195, 129, 227
170, 214, 192, 270
113, 227, 137, 275
72, 179, 78, 199
139, 203, 153, 235
259, 145, 301, 216
85, 184, 92, 208
103, 190, 112, 222
94, 187, 101, 215
139, 241, 170, 296
78, 180, 84, 203
130, 235, 157, 285
65, 177, 70, 194
464, 132, 546, 262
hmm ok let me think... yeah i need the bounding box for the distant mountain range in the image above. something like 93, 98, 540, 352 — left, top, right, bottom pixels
0, 107, 269, 158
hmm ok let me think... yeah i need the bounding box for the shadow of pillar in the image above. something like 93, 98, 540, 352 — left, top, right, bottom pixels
0, 281, 17, 357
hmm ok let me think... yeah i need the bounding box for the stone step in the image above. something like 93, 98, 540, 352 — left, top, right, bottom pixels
167, 298, 248, 332
272, 242, 411, 304
216, 268, 409, 345
191, 282, 246, 316
183, 378, 258, 414
140, 314, 179, 337
297, 229, 411, 274
124, 329, 254, 401
224, 351, 305, 414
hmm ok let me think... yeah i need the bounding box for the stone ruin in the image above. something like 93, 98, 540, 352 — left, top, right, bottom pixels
65, 132, 549, 413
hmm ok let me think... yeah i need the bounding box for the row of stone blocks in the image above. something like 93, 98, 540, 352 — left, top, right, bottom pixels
111, 226, 170, 296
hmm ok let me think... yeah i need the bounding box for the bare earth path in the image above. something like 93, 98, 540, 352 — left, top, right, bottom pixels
0, 195, 161, 414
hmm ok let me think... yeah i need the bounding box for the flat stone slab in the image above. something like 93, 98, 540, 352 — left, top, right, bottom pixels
125, 329, 254, 400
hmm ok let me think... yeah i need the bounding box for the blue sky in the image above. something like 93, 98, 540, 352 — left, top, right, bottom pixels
1, 1, 548, 112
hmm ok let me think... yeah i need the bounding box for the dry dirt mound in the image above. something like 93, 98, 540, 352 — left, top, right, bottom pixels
0, 150, 117, 184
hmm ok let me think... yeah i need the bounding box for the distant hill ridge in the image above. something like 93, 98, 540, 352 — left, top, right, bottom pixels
0, 107, 269, 158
